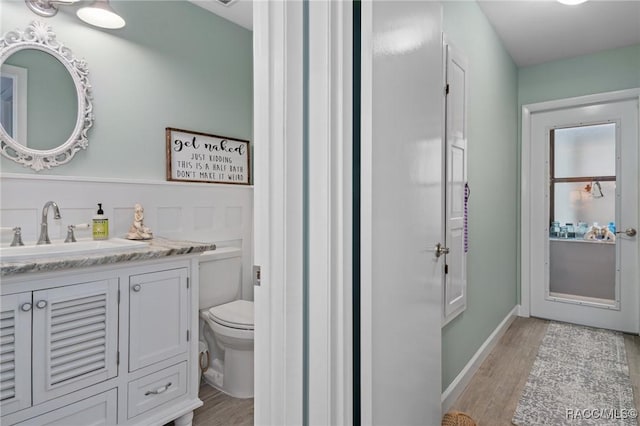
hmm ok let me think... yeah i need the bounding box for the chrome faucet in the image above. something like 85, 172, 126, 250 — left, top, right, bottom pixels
37, 201, 62, 245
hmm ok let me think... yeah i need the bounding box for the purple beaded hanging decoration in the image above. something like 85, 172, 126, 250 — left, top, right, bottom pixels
464, 182, 470, 253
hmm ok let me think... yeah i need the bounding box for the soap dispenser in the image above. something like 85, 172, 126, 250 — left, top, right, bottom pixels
92, 203, 109, 240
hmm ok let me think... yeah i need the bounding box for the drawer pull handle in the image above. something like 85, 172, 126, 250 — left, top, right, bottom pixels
145, 382, 172, 396
36, 300, 48, 309
21, 303, 32, 312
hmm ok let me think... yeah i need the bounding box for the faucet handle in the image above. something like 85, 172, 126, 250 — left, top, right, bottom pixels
64, 223, 90, 243
1, 227, 25, 246
65, 225, 76, 243
11, 227, 24, 247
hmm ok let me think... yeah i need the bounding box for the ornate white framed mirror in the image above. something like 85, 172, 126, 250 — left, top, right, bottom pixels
0, 21, 93, 171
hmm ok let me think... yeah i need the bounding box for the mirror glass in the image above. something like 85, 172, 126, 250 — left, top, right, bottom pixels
1, 49, 77, 150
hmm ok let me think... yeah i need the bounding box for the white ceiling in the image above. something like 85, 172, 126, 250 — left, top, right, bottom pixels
477, 0, 640, 67
190, 0, 253, 30
192, 0, 640, 68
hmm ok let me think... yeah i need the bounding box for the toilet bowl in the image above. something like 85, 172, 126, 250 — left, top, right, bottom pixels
198, 248, 254, 398
200, 299, 254, 398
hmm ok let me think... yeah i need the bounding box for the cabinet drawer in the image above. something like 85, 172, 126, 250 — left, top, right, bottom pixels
15, 389, 117, 426
127, 362, 187, 419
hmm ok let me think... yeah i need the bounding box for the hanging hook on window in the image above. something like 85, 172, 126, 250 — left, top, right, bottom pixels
592, 180, 604, 198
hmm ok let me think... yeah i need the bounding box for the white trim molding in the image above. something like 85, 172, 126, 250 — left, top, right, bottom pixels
253, 1, 304, 424
441, 305, 519, 412
520, 88, 640, 323
359, 1, 374, 424
253, 1, 354, 424
307, 1, 354, 425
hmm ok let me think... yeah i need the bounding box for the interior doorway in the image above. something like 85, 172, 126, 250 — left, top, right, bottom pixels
522, 90, 639, 334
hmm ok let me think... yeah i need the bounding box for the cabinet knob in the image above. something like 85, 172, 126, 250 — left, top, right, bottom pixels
35, 300, 48, 309
132, 284, 142, 292
20, 302, 32, 312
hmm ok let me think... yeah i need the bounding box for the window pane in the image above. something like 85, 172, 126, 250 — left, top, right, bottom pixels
554, 123, 615, 178
554, 181, 615, 226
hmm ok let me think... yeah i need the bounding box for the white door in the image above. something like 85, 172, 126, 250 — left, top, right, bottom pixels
443, 39, 468, 324
361, 1, 443, 424
529, 97, 639, 333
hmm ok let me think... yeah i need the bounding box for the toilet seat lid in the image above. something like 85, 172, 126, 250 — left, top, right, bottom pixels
208, 300, 254, 330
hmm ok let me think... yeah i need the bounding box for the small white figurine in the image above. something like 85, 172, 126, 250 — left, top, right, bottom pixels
602, 228, 616, 241
584, 225, 615, 242
126, 203, 153, 240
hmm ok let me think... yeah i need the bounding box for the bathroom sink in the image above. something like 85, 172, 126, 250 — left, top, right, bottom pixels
0, 238, 149, 262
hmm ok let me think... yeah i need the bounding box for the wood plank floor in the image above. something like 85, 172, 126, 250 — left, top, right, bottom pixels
165, 318, 638, 426
448, 317, 640, 426
625, 332, 640, 413
192, 383, 253, 426
165, 383, 253, 426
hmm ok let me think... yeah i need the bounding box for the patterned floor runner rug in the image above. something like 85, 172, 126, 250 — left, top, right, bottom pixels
512, 321, 637, 426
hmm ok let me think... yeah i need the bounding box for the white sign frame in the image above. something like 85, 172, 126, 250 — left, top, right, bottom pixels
166, 127, 251, 185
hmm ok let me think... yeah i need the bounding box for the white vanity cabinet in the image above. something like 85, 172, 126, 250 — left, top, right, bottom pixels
0, 255, 202, 426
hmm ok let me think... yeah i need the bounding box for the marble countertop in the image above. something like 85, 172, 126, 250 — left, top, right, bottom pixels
1, 237, 216, 277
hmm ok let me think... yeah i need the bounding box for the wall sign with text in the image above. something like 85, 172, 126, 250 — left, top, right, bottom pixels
166, 127, 251, 185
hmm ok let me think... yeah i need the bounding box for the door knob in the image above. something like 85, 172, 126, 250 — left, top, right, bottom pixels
132, 284, 142, 292
435, 243, 450, 258
616, 228, 637, 237
35, 300, 47, 309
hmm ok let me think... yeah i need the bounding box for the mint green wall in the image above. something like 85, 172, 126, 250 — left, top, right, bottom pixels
1, 0, 252, 178
440, 5, 639, 393
519, 44, 640, 107
442, 1, 519, 391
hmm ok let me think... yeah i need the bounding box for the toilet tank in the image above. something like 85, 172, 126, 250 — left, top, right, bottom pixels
198, 247, 243, 310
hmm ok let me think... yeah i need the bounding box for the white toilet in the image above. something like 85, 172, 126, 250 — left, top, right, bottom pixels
198, 247, 254, 398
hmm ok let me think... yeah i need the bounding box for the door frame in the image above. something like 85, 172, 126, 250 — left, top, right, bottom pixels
520, 88, 640, 333
252, 1, 353, 424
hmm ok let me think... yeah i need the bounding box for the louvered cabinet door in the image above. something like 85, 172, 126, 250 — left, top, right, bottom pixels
32, 279, 119, 405
0, 292, 32, 416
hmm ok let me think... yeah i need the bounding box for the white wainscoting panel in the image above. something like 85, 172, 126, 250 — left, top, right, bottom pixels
0, 174, 254, 300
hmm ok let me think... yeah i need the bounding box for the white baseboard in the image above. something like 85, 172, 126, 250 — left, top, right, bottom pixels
517, 304, 529, 317
441, 305, 519, 412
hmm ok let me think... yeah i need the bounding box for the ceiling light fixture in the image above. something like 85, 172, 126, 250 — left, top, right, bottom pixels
77, 0, 126, 29
25, 0, 80, 18
557, 0, 589, 5
24, 0, 125, 29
